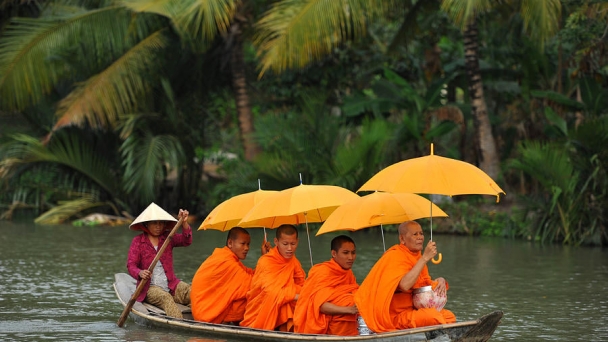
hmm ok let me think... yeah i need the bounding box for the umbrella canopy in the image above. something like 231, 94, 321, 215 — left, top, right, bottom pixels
316, 192, 448, 236
238, 183, 359, 266
198, 189, 278, 231
238, 184, 359, 228
358, 144, 505, 200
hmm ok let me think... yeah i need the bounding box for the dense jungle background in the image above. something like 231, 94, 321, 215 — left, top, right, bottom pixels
1, 0, 607, 246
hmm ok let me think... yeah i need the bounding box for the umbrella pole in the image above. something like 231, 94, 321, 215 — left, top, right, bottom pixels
380, 224, 386, 252
430, 199, 433, 241
304, 213, 314, 266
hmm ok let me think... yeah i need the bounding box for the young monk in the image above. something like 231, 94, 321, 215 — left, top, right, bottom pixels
293, 235, 359, 336
354, 220, 456, 333
240, 224, 306, 331
190, 227, 270, 324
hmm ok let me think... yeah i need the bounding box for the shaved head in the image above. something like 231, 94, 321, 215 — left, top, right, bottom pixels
398, 221, 421, 237
226, 227, 249, 245
398, 221, 424, 252
276, 224, 298, 240
331, 235, 355, 252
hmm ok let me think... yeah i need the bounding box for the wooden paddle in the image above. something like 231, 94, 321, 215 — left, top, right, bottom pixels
117, 216, 184, 327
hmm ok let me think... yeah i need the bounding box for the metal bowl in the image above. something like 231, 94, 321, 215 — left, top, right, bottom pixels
412, 285, 433, 294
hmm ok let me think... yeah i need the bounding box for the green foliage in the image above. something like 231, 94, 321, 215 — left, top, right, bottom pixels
434, 199, 522, 238
207, 93, 395, 208
508, 137, 607, 246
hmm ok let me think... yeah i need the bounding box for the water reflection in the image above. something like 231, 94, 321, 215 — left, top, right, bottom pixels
0, 221, 607, 341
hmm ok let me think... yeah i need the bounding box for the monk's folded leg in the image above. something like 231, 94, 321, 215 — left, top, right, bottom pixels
327, 317, 359, 336
223, 299, 247, 323
276, 303, 296, 332
410, 308, 448, 327
440, 309, 456, 323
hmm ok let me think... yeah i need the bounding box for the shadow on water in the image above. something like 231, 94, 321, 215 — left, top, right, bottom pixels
0, 220, 607, 341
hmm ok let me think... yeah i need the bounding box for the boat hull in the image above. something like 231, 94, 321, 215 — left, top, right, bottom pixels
114, 273, 502, 341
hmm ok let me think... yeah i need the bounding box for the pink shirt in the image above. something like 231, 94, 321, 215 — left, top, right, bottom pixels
126, 225, 192, 302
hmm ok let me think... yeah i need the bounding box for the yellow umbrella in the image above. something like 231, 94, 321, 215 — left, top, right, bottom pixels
358, 144, 506, 262
198, 189, 278, 232
239, 180, 359, 265
316, 192, 449, 250
359, 144, 504, 198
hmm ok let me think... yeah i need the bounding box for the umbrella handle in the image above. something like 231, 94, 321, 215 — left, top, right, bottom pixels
431, 253, 442, 264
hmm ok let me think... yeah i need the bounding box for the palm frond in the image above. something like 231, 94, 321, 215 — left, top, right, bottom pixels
53, 28, 169, 131
254, 0, 395, 76
120, 0, 180, 18
519, 0, 561, 45
440, 0, 494, 28
121, 132, 184, 205
508, 141, 577, 193
176, 0, 237, 41
0, 6, 152, 110
0, 133, 121, 197
34, 196, 108, 224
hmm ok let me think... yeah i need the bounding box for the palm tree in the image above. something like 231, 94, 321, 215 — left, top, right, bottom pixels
0, 0, 261, 161
440, 0, 562, 180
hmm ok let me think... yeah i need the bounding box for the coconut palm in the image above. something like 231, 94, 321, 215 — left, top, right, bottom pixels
0, 0, 260, 161
439, 0, 562, 180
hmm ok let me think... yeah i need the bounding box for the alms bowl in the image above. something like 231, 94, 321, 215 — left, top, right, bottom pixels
412, 285, 447, 311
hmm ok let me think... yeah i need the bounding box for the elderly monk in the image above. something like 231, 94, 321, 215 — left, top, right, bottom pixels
190, 227, 270, 324
240, 224, 306, 331
355, 221, 456, 333
294, 235, 359, 336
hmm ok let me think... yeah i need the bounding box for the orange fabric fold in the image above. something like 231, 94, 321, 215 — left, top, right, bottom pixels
354, 244, 454, 333
191, 246, 254, 323
293, 258, 359, 336
240, 246, 306, 331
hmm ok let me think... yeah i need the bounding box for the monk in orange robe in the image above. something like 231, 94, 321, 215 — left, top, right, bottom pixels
355, 220, 456, 333
191, 227, 270, 324
294, 235, 359, 336
240, 224, 306, 331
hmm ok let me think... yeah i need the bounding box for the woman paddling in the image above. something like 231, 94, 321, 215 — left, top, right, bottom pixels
126, 202, 192, 318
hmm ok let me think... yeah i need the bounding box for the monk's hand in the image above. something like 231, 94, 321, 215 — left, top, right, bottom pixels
261, 240, 271, 255
139, 269, 151, 280
178, 209, 189, 229
434, 277, 447, 297
423, 240, 437, 262
349, 305, 359, 315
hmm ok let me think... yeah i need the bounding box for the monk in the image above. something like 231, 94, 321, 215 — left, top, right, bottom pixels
190, 227, 270, 324
240, 224, 306, 331
355, 220, 456, 333
294, 235, 359, 336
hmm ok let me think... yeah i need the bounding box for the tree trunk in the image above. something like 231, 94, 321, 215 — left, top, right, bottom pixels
230, 22, 260, 161
463, 20, 500, 181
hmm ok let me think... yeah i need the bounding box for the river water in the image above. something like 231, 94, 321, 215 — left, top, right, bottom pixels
0, 220, 606, 341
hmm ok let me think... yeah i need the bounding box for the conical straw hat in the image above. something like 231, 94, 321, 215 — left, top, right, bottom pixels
129, 202, 177, 231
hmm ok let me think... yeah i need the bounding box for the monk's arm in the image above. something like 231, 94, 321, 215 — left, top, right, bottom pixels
320, 302, 358, 315
397, 242, 436, 292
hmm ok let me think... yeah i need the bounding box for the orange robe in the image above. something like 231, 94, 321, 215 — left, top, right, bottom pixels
354, 244, 456, 333
293, 258, 359, 336
240, 246, 306, 331
191, 246, 254, 323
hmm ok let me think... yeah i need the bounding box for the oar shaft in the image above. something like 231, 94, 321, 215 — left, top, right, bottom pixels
117, 217, 184, 327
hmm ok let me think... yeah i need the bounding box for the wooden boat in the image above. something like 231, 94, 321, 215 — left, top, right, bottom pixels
114, 273, 502, 341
